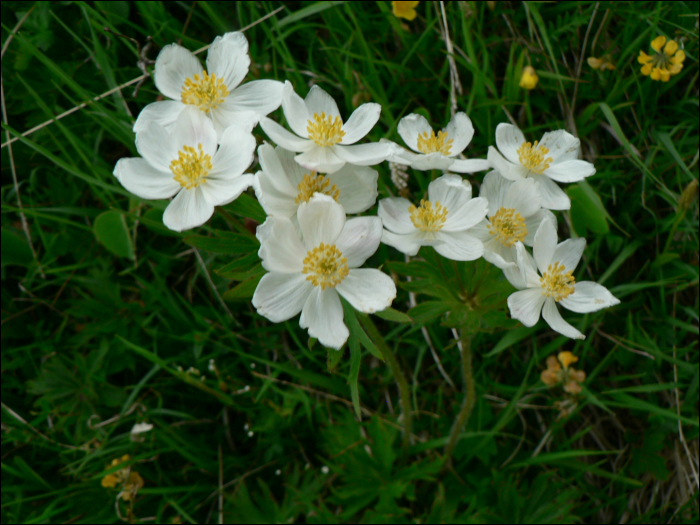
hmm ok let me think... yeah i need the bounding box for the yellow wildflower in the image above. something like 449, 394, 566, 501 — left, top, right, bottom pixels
101, 454, 145, 501
519, 66, 538, 90
392, 1, 420, 21
638, 35, 685, 82
587, 55, 616, 71
541, 351, 586, 394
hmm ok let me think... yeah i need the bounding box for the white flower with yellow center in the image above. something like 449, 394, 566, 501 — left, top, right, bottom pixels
487, 123, 595, 210
378, 174, 488, 260
114, 107, 255, 232
507, 219, 619, 340
259, 83, 393, 174
470, 171, 555, 283
253, 144, 378, 220
133, 32, 284, 141
252, 194, 396, 350
389, 113, 490, 173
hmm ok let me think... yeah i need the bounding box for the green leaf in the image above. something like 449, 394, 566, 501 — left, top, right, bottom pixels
223, 274, 263, 301
374, 307, 412, 323
568, 183, 609, 236
93, 210, 134, 260
327, 345, 345, 374
407, 301, 450, 324
184, 233, 259, 254
1, 227, 33, 266
223, 192, 267, 223
341, 297, 363, 419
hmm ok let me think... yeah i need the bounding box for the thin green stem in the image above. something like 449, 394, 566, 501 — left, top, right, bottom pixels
443, 332, 475, 464
359, 314, 412, 450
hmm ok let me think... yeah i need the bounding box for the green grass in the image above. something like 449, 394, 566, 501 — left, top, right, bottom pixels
1, 1, 698, 523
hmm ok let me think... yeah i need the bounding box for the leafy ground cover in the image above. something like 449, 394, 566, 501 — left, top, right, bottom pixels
1, 1, 698, 523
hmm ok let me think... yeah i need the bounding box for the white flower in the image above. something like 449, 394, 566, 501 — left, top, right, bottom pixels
114, 107, 255, 232
470, 171, 555, 283
390, 112, 490, 173
378, 173, 488, 261
133, 32, 284, 141
507, 219, 620, 340
487, 123, 595, 210
252, 194, 396, 350
259, 83, 392, 174
254, 144, 378, 220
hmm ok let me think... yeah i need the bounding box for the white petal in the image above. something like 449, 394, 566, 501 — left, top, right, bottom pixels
304, 85, 340, 119
507, 288, 546, 327
428, 173, 471, 202
133, 100, 184, 134
254, 145, 299, 218
114, 158, 180, 200
542, 298, 584, 339
515, 241, 541, 289
502, 265, 525, 289
299, 288, 348, 350
200, 174, 253, 207
487, 146, 523, 181
295, 146, 346, 174
444, 197, 488, 233
260, 117, 314, 153
206, 32, 250, 90
480, 170, 510, 214
495, 123, 526, 164
378, 197, 415, 234
444, 112, 474, 155
503, 178, 541, 218
297, 193, 346, 249
257, 217, 306, 273
433, 231, 483, 261
409, 153, 455, 171
162, 187, 213, 232
335, 217, 382, 268
560, 281, 620, 313
533, 217, 558, 273
333, 142, 393, 167
154, 44, 203, 101
329, 165, 378, 214
253, 272, 312, 322
552, 238, 586, 273
340, 103, 381, 145
381, 230, 422, 256
209, 125, 256, 179
539, 129, 580, 163
172, 107, 218, 158
448, 158, 490, 173
209, 109, 258, 143
530, 173, 571, 210
523, 209, 556, 245
281, 81, 310, 137
470, 219, 491, 242
225, 79, 284, 119
383, 140, 419, 164
337, 270, 396, 313
482, 238, 517, 269
544, 160, 596, 183
135, 123, 178, 172
276, 145, 308, 185
397, 113, 432, 153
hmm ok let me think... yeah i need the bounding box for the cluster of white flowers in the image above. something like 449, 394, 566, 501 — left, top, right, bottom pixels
114, 32, 619, 349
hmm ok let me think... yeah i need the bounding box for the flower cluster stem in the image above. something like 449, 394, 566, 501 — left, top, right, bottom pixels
443, 332, 475, 464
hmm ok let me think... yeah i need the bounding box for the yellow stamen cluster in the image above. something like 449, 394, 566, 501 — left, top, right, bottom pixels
416, 130, 453, 155
181, 71, 229, 113
307, 112, 345, 147
540, 262, 575, 301
541, 352, 586, 394
295, 173, 340, 204
100, 455, 145, 502
170, 144, 212, 189
409, 199, 448, 236
488, 207, 527, 246
517, 140, 552, 174
638, 36, 685, 82
302, 243, 349, 290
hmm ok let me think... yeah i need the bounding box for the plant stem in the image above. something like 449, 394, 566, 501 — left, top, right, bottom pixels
359, 314, 412, 450
443, 332, 475, 464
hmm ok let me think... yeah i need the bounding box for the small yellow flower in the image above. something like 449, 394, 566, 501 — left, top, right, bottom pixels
541, 351, 586, 394
519, 66, 538, 90
587, 55, 616, 71
392, 1, 420, 21
100, 454, 145, 501
638, 35, 685, 82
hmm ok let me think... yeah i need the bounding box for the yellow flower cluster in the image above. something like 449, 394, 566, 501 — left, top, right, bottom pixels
101, 455, 144, 502
638, 35, 685, 82
541, 351, 586, 394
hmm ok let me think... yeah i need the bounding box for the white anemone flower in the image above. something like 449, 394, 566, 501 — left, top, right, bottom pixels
391, 112, 490, 173
378, 174, 488, 261
507, 219, 620, 340
254, 144, 378, 220
252, 194, 397, 350
259, 83, 393, 174
114, 107, 255, 232
487, 123, 595, 210
470, 171, 555, 283
133, 32, 284, 141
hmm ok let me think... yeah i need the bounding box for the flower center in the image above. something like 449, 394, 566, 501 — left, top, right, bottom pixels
487, 207, 528, 247
170, 143, 212, 189
302, 243, 349, 290
295, 173, 340, 204
416, 130, 453, 155
181, 71, 229, 113
540, 262, 575, 301
517, 140, 552, 174
307, 112, 345, 147
409, 199, 448, 237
